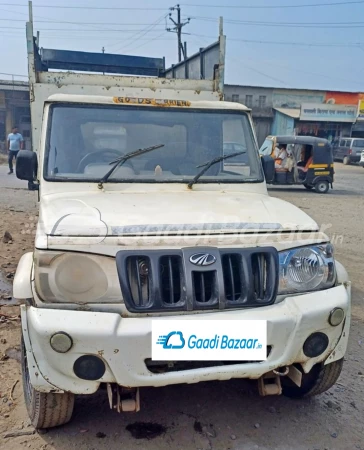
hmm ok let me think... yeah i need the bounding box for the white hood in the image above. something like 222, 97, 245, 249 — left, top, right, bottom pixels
38, 190, 318, 238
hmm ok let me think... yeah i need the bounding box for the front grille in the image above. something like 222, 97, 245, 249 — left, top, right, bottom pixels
160, 256, 183, 305
192, 271, 217, 305
116, 247, 279, 313
221, 251, 278, 305
222, 254, 243, 302
126, 256, 151, 307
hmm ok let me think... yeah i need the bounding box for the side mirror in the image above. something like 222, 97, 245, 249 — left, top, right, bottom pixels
261, 155, 275, 183
16, 150, 38, 182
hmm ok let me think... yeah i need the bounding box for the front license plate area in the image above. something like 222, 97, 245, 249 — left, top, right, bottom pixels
151, 319, 267, 361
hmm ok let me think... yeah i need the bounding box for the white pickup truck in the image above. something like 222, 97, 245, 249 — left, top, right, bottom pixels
13, 12, 350, 430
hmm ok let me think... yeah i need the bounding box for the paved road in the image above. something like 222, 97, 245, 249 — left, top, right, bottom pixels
332, 163, 364, 195
268, 162, 364, 197
0, 165, 37, 213
0, 164, 27, 189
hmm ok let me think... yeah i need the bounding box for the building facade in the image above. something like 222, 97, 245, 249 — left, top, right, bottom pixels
0, 80, 31, 153
224, 85, 274, 146
225, 85, 364, 146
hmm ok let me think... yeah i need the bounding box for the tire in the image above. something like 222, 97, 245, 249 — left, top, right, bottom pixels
282, 358, 344, 399
21, 336, 75, 429
303, 184, 313, 190
343, 156, 350, 165
314, 180, 329, 194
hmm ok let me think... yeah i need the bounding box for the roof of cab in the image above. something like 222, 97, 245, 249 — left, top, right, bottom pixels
267, 135, 330, 146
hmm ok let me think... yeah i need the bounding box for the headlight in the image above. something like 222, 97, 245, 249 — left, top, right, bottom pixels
279, 244, 336, 294
34, 250, 122, 303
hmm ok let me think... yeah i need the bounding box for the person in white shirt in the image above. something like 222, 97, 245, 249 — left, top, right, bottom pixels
274, 144, 288, 169
7, 126, 24, 174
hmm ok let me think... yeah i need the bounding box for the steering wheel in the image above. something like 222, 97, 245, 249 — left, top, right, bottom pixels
76, 149, 134, 173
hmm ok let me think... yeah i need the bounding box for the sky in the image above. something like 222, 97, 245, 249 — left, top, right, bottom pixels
1, 0, 364, 91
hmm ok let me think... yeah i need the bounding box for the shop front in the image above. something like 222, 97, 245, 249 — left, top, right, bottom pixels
352, 98, 364, 138
295, 121, 351, 142
296, 103, 356, 143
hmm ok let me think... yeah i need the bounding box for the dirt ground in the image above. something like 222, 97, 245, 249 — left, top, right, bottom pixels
0, 163, 363, 450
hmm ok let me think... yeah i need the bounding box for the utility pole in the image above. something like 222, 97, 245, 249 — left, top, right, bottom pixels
167, 5, 190, 62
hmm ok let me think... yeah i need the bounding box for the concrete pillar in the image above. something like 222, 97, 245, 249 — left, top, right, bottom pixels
5, 104, 13, 139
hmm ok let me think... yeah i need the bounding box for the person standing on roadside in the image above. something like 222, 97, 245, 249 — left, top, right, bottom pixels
7, 126, 24, 174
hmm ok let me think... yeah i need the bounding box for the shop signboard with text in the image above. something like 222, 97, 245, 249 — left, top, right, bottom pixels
300, 103, 357, 122
357, 99, 364, 120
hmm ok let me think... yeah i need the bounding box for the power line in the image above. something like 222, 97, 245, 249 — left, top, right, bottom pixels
195, 17, 364, 25
0, 32, 175, 41
0, 3, 168, 9
230, 60, 290, 87
0, 72, 27, 77
191, 33, 364, 47
111, 13, 168, 52
192, 16, 364, 28
0, 7, 127, 34
182, 0, 364, 8
124, 31, 170, 54
191, 33, 364, 87
0, 18, 171, 25
190, 34, 290, 86
11, 14, 364, 26
1, 27, 362, 48
231, 48, 364, 87
1, 1, 363, 8
0, 26, 167, 32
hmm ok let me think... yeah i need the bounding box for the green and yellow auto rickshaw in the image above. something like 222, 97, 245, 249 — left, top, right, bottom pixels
259, 135, 334, 194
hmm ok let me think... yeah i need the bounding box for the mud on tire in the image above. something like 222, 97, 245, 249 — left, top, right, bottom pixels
21, 336, 75, 429
282, 358, 344, 399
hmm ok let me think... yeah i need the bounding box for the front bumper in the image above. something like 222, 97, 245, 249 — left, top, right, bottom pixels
22, 284, 351, 394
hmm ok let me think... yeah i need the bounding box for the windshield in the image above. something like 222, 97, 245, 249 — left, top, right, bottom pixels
44, 104, 263, 184
353, 139, 364, 148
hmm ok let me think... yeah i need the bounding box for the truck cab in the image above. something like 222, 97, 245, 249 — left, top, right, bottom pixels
13, 11, 350, 430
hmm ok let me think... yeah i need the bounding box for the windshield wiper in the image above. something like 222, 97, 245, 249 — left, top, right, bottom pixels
187, 151, 246, 189
98, 143, 165, 189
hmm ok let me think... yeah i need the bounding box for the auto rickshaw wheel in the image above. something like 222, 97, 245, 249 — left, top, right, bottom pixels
303, 184, 313, 190
314, 180, 329, 194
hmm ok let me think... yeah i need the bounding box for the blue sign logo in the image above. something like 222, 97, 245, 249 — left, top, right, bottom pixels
157, 331, 186, 349
156, 332, 262, 351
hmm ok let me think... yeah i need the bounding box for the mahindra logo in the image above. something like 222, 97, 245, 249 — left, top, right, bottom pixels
189, 253, 216, 266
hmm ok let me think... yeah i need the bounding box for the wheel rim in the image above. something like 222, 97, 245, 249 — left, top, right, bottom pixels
318, 182, 327, 192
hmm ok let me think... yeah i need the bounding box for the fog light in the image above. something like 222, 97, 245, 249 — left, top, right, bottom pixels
73, 355, 106, 381
303, 332, 329, 358
329, 308, 345, 327
50, 332, 73, 353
